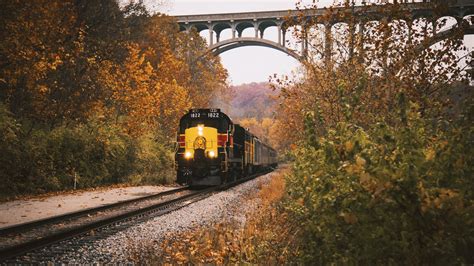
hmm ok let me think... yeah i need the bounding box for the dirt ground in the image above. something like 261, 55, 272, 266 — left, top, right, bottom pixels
0, 186, 178, 228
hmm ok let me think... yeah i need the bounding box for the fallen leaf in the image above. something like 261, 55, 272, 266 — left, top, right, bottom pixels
342, 212, 358, 224
356, 156, 366, 167
425, 148, 435, 161
345, 141, 354, 152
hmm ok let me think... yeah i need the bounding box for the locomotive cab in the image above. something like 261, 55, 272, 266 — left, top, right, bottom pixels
175, 109, 233, 186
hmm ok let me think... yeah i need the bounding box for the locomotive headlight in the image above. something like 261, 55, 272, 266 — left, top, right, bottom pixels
208, 150, 216, 158
184, 151, 193, 159
197, 124, 204, 136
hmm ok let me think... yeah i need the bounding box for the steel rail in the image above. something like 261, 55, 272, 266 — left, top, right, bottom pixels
0, 186, 215, 261
0, 186, 188, 237
0, 168, 276, 262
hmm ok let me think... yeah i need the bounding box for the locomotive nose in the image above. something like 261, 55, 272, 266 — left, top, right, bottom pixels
193, 136, 206, 161
193, 136, 206, 150
194, 148, 206, 161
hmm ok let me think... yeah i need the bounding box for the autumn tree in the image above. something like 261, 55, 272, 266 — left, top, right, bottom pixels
99, 43, 191, 136
175, 29, 230, 108
273, 2, 471, 140
1, 0, 77, 124
0, 0, 134, 128
0, 0, 230, 197
275, 2, 473, 263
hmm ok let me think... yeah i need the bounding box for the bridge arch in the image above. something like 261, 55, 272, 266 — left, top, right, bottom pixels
235, 21, 255, 37
189, 23, 210, 32
208, 37, 304, 62
258, 20, 279, 37
213, 22, 232, 34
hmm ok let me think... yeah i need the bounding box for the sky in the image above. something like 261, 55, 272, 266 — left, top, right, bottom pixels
161, 0, 311, 85
146, 0, 474, 85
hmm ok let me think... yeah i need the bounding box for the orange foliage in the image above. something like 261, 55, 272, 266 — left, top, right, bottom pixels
99, 44, 191, 136
0, 0, 229, 137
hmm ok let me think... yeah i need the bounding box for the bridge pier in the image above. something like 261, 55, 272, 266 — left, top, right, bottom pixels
209, 28, 214, 45
305, 32, 309, 57
358, 21, 365, 61
324, 23, 332, 63
302, 25, 308, 57
278, 25, 282, 45
349, 22, 355, 60
407, 19, 413, 44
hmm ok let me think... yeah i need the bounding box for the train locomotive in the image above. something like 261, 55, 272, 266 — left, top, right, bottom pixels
175, 109, 277, 186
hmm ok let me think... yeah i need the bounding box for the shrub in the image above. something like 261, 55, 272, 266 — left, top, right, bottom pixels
0, 116, 175, 200
285, 107, 473, 264
0, 104, 26, 196
127, 132, 174, 185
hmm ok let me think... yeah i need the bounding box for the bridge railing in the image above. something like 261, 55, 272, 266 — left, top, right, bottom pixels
333, 0, 471, 6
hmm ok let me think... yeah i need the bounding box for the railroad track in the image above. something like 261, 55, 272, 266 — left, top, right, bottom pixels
0, 169, 273, 262
0, 186, 192, 261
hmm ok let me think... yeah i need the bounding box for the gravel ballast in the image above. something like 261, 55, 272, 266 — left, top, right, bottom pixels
23, 171, 278, 264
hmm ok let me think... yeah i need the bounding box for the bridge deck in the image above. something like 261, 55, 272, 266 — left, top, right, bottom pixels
175, 1, 474, 24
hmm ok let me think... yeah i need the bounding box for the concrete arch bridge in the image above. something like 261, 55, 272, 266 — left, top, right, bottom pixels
174, 0, 474, 62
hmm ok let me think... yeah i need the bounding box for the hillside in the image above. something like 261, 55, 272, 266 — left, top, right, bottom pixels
224, 82, 277, 120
